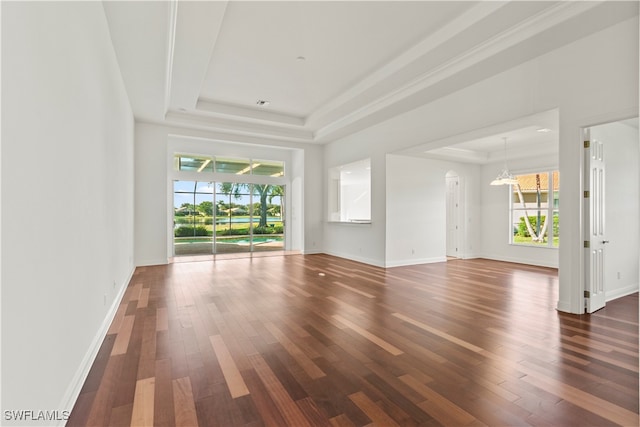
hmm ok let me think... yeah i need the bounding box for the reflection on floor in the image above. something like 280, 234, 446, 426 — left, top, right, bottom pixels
170, 250, 300, 264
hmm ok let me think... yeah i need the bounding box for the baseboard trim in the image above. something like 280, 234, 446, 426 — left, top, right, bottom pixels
301, 249, 323, 255
479, 253, 558, 269
136, 257, 168, 267
385, 256, 447, 268
58, 266, 134, 423
606, 284, 639, 302
556, 300, 574, 313
323, 250, 385, 268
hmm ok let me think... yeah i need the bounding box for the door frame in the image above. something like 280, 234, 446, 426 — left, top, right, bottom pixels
445, 171, 464, 259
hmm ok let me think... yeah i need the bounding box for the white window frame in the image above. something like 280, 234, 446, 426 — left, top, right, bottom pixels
509, 170, 559, 248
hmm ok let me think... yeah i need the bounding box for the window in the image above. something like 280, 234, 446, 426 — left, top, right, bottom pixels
215, 157, 251, 174
510, 171, 559, 247
328, 158, 371, 223
174, 155, 213, 173
251, 159, 285, 177
173, 155, 285, 177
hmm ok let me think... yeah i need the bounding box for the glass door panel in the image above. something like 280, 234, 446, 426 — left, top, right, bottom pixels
173, 181, 214, 255
252, 184, 284, 252
215, 182, 252, 254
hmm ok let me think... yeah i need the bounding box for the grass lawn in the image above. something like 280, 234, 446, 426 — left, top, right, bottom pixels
513, 235, 559, 247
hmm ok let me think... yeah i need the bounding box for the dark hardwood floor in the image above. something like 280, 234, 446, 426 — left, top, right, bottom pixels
68, 255, 639, 426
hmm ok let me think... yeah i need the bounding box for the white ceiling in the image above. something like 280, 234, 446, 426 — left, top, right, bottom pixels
102, 1, 638, 146
199, 1, 473, 117
401, 108, 560, 164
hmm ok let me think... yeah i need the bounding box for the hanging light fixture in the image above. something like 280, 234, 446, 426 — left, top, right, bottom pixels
490, 137, 518, 186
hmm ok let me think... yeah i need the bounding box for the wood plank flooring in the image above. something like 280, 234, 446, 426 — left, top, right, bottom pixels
68, 255, 639, 426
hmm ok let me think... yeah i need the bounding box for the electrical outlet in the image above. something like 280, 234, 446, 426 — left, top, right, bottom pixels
617, 272, 621, 280
103, 294, 107, 306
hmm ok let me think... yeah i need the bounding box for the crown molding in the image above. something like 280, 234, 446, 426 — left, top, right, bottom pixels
156, 0, 626, 145
305, 1, 507, 131
423, 147, 490, 164
313, 1, 600, 142
163, 0, 178, 115
169, 1, 229, 111
164, 110, 314, 143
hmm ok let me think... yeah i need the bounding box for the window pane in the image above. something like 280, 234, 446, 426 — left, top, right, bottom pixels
215, 157, 251, 174
251, 184, 284, 251
173, 180, 213, 256
553, 171, 560, 208
174, 180, 196, 193
252, 159, 285, 177
512, 209, 549, 246
512, 173, 549, 209
510, 170, 559, 248
174, 155, 213, 173
215, 182, 251, 253
552, 210, 559, 247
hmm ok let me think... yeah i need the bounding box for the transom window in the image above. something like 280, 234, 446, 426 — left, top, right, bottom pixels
174, 155, 284, 177
510, 171, 559, 247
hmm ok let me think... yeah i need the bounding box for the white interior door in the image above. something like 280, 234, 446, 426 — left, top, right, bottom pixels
446, 175, 460, 258
584, 129, 607, 313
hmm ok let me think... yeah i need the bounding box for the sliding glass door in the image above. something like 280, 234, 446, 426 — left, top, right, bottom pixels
251, 184, 284, 252
173, 180, 284, 256
173, 181, 214, 256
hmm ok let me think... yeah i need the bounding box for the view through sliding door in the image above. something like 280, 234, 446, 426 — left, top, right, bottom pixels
173, 180, 284, 256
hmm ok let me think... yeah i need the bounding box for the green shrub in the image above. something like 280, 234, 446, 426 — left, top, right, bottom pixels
253, 225, 284, 234
219, 228, 249, 236
174, 226, 209, 237
253, 226, 270, 234
517, 215, 559, 238
517, 216, 545, 237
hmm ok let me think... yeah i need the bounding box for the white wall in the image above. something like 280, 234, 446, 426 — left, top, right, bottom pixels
323, 16, 637, 313
481, 154, 559, 268
1, 2, 134, 422
324, 145, 387, 266
134, 123, 324, 264
300, 144, 324, 254
135, 123, 169, 265
386, 155, 481, 267
591, 121, 640, 300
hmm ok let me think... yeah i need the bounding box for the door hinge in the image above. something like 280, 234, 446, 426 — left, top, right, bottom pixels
584, 190, 589, 198
584, 241, 590, 248
584, 290, 591, 298
584, 140, 590, 148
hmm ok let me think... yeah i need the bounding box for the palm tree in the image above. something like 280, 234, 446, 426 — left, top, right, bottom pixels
268, 185, 285, 226
219, 182, 241, 232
